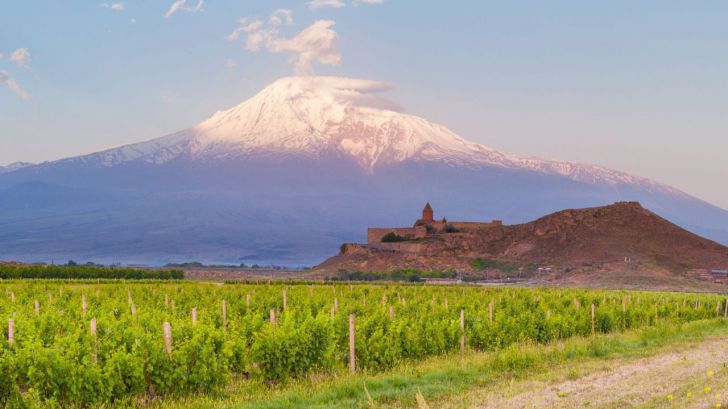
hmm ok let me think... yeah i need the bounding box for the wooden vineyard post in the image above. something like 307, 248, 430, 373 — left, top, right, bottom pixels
270, 309, 277, 326
164, 293, 169, 307
163, 322, 172, 358
127, 291, 132, 305
362, 293, 366, 306
348, 315, 356, 374
330, 304, 335, 320
444, 297, 449, 311
130, 304, 136, 316
246, 293, 251, 307
389, 305, 394, 320
334, 298, 338, 313
282, 288, 287, 312
381, 293, 386, 306
191, 307, 197, 325
170, 300, 175, 310
724, 299, 727, 318
488, 299, 494, 324
546, 309, 551, 320
221, 300, 227, 328
48, 293, 52, 304
460, 309, 465, 355
34, 300, 39, 316
591, 304, 596, 337
82, 294, 87, 318
7, 318, 14, 345
717, 301, 721, 317
90, 318, 98, 364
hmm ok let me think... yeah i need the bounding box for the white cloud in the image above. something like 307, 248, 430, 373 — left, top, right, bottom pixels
164, 0, 185, 18
355, 0, 383, 4
0, 70, 31, 100
226, 19, 272, 51
269, 20, 341, 75
226, 9, 293, 50
101, 2, 125, 11
164, 0, 204, 18
269, 9, 293, 27
10, 48, 31, 69
308, 0, 345, 9
228, 10, 341, 75
245, 27, 270, 51
130, 17, 137, 24
226, 58, 237, 69
0, 53, 3, 60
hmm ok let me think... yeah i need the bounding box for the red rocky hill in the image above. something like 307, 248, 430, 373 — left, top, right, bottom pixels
316, 202, 728, 290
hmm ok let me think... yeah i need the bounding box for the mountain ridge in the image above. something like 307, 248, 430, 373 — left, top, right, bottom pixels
9, 76, 691, 197
0, 76, 725, 265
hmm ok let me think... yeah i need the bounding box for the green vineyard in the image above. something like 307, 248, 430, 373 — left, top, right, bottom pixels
0, 281, 725, 407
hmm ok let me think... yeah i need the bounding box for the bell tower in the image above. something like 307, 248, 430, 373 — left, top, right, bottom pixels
422, 202, 434, 223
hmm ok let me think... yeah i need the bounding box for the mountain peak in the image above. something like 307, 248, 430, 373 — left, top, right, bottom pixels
47, 76, 684, 196
189, 75, 490, 169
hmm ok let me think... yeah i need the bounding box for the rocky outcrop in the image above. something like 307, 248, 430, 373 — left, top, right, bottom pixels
316, 202, 728, 283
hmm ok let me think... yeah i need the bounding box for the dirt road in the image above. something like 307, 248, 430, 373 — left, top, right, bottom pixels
478, 336, 728, 409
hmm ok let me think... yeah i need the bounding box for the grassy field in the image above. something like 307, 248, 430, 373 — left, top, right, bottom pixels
132, 318, 728, 408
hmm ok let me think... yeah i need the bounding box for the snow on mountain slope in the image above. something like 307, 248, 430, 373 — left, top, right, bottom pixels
0, 162, 32, 174
57, 76, 680, 195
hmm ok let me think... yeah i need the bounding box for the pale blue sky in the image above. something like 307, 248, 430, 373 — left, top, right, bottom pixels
1, 1, 727, 208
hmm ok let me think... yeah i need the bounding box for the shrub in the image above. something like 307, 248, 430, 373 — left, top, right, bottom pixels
381, 232, 407, 243
0, 265, 183, 280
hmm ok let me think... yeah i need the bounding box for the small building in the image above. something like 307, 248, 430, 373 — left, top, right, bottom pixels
414, 202, 448, 231
366, 202, 503, 245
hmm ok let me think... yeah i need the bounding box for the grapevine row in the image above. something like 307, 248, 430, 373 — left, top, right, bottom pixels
0, 281, 723, 407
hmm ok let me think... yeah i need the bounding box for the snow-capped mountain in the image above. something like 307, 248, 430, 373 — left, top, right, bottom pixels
72, 77, 677, 192
0, 76, 725, 265
0, 162, 32, 174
